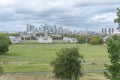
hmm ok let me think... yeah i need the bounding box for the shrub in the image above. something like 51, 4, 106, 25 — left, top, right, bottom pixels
0, 34, 10, 54
76, 35, 86, 44
89, 35, 103, 45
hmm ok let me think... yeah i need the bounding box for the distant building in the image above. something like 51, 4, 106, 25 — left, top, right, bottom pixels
102, 28, 114, 36
19, 32, 33, 40
113, 30, 120, 35
103, 36, 109, 43
9, 36, 21, 43
38, 31, 53, 43
52, 25, 57, 34
63, 37, 77, 43
26, 24, 35, 33
57, 26, 63, 34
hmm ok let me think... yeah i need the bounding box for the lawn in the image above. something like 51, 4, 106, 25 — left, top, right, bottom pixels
0, 43, 109, 74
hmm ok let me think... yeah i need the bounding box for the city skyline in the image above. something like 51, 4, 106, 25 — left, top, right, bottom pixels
26, 24, 91, 34
26, 24, 115, 35
0, 0, 120, 31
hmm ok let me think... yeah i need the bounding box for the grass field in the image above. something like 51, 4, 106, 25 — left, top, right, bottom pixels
0, 43, 109, 79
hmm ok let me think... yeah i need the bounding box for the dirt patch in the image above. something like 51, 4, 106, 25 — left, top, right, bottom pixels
0, 74, 54, 80
81, 73, 107, 80
0, 73, 107, 80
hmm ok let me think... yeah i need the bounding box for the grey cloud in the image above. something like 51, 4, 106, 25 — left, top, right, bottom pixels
0, 0, 120, 31
75, 0, 120, 7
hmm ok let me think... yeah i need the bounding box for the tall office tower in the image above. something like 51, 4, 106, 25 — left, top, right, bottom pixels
26, 24, 34, 32
38, 27, 42, 33
43, 24, 48, 33
30, 25, 35, 32
43, 25, 45, 32
48, 25, 52, 33
112, 28, 114, 34
35, 27, 38, 32
105, 28, 107, 35
64, 28, 69, 34
50, 26, 53, 33
102, 28, 104, 34
52, 25, 57, 34
26, 24, 29, 32
109, 28, 111, 35
40, 25, 44, 33
57, 26, 63, 34
50, 25, 53, 33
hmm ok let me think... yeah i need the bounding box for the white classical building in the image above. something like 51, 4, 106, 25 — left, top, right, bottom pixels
9, 36, 21, 43
63, 37, 77, 43
38, 32, 53, 43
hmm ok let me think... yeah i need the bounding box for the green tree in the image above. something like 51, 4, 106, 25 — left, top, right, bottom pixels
104, 35, 120, 80
76, 35, 86, 44
51, 48, 83, 80
0, 34, 10, 54
89, 35, 103, 45
114, 8, 120, 30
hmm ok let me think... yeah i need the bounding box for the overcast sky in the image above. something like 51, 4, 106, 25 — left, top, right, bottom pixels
0, 0, 120, 32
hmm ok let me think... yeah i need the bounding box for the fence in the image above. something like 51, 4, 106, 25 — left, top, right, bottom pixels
0, 56, 109, 80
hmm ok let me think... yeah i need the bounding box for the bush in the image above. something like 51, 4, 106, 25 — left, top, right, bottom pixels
89, 35, 103, 45
0, 34, 10, 54
76, 35, 86, 44
51, 47, 83, 80
0, 66, 3, 75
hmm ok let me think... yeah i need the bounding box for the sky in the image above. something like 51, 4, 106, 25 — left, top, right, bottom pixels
0, 0, 120, 32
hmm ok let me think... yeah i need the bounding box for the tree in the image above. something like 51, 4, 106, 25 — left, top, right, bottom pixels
0, 34, 10, 54
104, 8, 120, 80
76, 35, 86, 44
104, 35, 120, 80
51, 47, 83, 80
114, 8, 120, 30
89, 35, 103, 45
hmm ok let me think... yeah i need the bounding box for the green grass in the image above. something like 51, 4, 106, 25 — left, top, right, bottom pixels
0, 43, 109, 73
